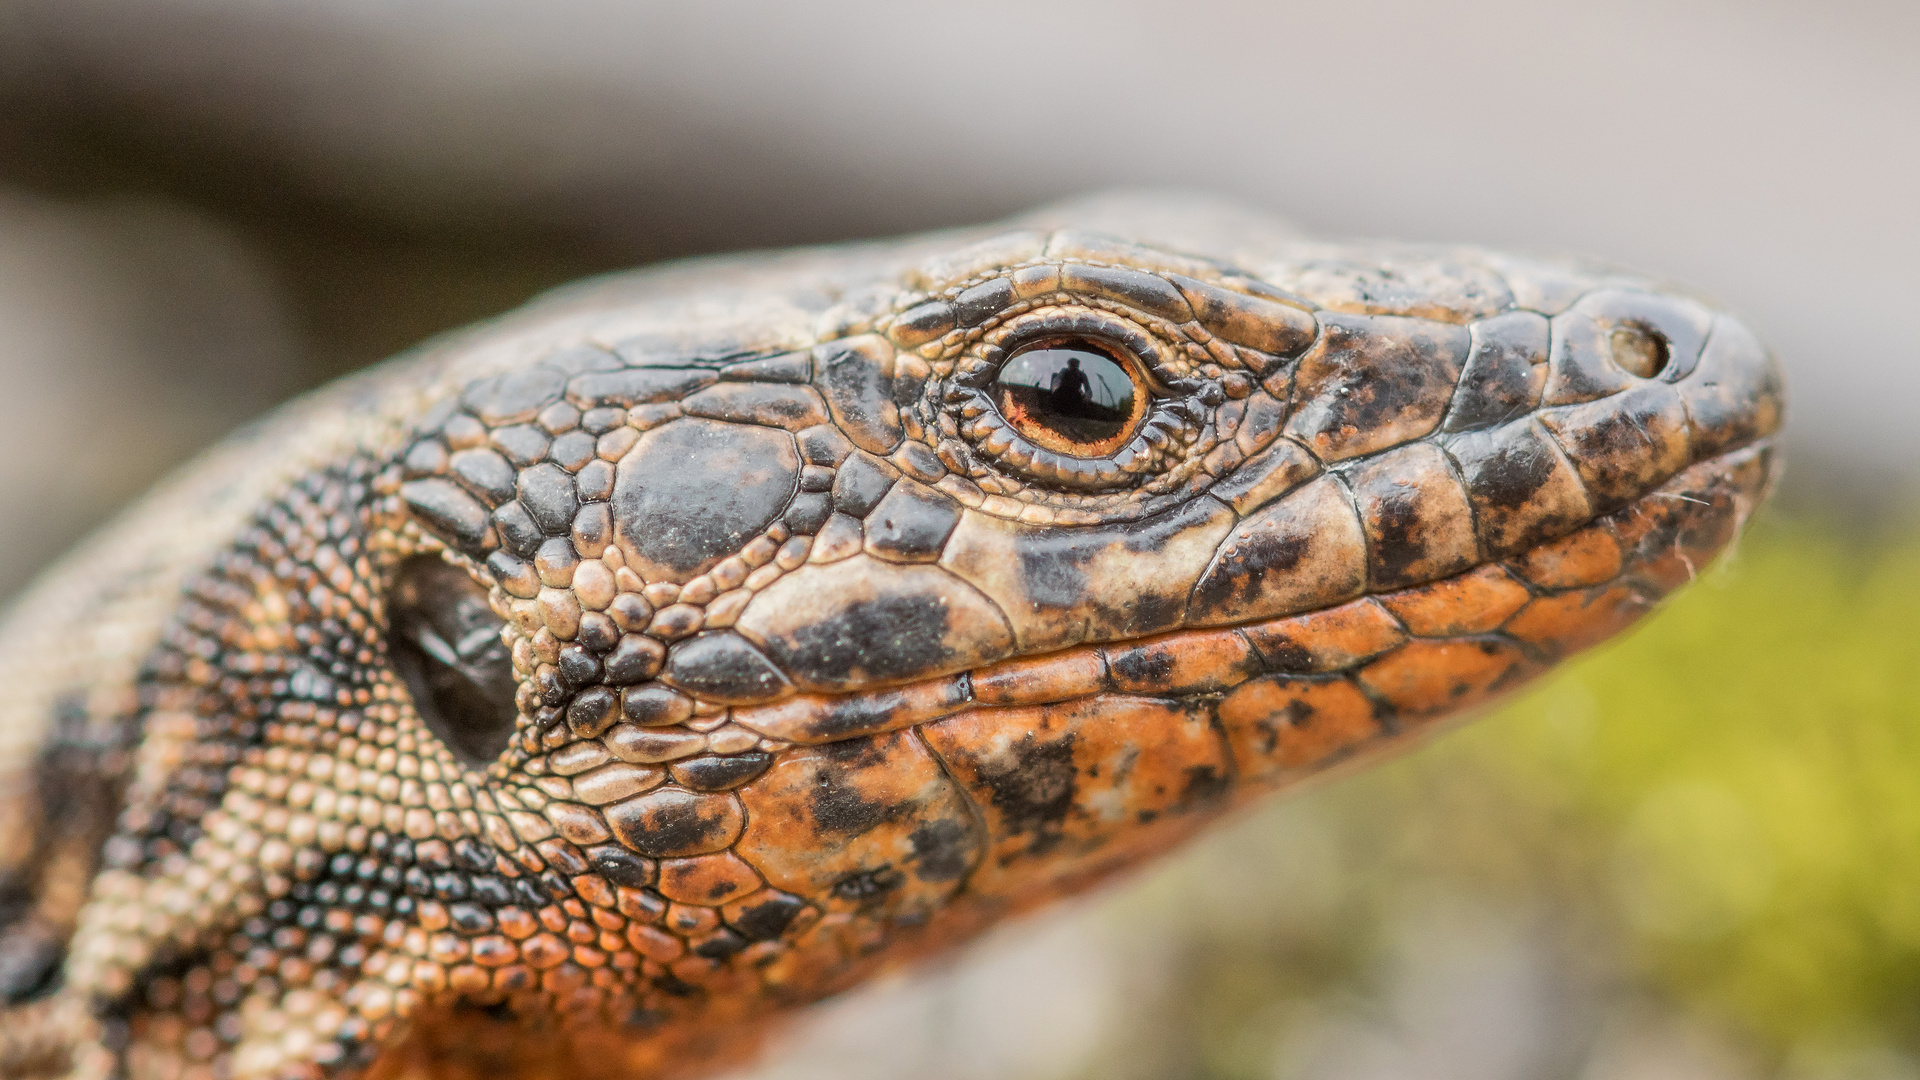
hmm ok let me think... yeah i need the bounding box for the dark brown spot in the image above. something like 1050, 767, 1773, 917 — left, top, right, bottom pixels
604, 789, 744, 858
668, 752, 774, 792
1284, 313, 1470, 462
725, 891, 807, 941
907, 819, 975, 883
973, 733, 1078, 855
660, 632, 791, 705
613, 419, 799, 582
1444, 311, 1549, 432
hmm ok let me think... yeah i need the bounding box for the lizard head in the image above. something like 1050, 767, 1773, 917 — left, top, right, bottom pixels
45, 198, 1782, 1079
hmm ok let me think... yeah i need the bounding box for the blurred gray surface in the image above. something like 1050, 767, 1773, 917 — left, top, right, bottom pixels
4, 0, 1915, 475
0, 191, 296, 591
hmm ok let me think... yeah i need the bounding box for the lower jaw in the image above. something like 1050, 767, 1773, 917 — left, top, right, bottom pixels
728, 438, 1780, 766
696, 438, 1777, 932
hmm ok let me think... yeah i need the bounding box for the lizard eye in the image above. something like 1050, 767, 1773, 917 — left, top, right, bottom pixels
990, 335, 1148, 457
940, 306, 1205, 495
389, 556, 519, 767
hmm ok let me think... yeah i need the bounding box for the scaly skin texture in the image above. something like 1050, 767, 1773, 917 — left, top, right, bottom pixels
0, 198, 1782, 1080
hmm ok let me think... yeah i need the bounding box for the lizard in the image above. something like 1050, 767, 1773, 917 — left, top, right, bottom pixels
0, 194, 1783, 1079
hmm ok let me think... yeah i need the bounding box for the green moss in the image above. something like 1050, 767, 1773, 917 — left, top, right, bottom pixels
1117, 515, 1920, 1074
1461, 517, 1920, 1047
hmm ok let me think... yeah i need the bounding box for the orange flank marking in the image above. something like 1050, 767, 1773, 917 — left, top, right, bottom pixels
1103, 628, 1261, 695
970, 649, 1109, 706
1357, 638, 1538, 720
1507, 525, 1623, 589
1216, 675, 1381, 780
921, 694, 1228, 900
1238, 597, 1407, 674
656, 852, 764, 906
1502, 584, 1650, 657
1380, 564, 1532, 637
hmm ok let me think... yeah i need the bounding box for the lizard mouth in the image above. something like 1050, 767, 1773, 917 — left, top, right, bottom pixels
515, 439, 1776, 931
501, 439, 1774, 929
697, 438, 1775, 767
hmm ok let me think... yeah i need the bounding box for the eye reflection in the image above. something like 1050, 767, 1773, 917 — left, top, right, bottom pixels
991, 337, 1146, 457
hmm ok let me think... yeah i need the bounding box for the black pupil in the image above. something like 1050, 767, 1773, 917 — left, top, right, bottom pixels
390, 556, 519, 767
991, 338, 1138, 449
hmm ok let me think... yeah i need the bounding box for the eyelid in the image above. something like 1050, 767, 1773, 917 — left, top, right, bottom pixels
933, 301, 1226, 501
981, 310, 1168, 381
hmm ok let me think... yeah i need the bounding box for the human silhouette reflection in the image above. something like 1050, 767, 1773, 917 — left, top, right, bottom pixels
1049, 356, 1095, 417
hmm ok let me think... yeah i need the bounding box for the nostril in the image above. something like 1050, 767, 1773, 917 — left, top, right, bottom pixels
1610, 323, 1669, 379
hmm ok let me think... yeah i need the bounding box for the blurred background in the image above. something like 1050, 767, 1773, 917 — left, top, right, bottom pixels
0, 2, 1915, 1077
